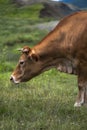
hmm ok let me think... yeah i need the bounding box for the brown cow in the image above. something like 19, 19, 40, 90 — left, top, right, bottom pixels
10, 11, 87, 107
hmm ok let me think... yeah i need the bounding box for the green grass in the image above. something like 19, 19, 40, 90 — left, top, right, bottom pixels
0, 0, 43, 20
0, 71, 87, 130
0, 0, 87, 130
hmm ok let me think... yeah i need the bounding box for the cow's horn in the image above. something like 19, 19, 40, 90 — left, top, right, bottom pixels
17, 46, 31, 53
17, 48, 23, 51
17, 48, 29, 53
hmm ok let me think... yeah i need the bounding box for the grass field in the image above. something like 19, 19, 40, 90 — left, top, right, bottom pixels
0, 1, 87, 130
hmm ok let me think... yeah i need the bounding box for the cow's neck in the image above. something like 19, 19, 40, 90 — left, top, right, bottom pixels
33, 36, 67, 70
33, 41, 77, 74
34, 29, 64, 57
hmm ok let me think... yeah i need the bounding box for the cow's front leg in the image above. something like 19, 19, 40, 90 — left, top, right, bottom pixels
74, 79, 85, 107
84, 85, 87, 105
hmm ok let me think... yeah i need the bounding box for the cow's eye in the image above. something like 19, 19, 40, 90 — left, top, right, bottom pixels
19, 61, 25, 65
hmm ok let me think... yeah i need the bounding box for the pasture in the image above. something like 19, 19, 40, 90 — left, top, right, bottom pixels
0, 1, 87, 130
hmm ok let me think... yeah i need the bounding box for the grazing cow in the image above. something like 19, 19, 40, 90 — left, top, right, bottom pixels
10, 11, 87, 107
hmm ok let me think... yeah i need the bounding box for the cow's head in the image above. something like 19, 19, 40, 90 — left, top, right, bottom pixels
10, 46, 42, 84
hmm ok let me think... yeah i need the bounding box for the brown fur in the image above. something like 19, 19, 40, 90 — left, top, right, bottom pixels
10, 11, 87, 107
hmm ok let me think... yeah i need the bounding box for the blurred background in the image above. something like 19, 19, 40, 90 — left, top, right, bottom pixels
0, 0, 87, 130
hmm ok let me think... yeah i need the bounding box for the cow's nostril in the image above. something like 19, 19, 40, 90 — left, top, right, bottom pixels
10, 76, 13, 81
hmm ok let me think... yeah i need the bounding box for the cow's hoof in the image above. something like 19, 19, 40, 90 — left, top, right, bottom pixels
74, 102, 82, 107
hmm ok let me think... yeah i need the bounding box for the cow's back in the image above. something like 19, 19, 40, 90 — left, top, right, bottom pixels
36, 11, 87, 56
54, 11, 87, 58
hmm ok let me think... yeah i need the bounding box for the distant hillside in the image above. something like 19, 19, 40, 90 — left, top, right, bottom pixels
13, 0, 87, 8
62, 0, 87, 8
39, 1, 80, 19
12, 0, 80, 20
12, 0, 49, 5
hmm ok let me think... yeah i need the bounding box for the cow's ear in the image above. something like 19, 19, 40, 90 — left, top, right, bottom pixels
29, 53, 39, 62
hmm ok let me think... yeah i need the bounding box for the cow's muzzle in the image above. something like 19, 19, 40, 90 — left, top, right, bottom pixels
10, 75, 20, 84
